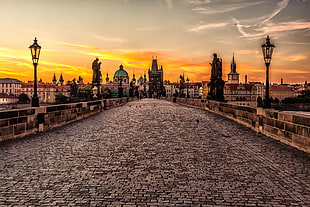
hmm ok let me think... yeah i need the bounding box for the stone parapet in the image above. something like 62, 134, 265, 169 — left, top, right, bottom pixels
161, 97, 310, 153
0, 97, 134, 142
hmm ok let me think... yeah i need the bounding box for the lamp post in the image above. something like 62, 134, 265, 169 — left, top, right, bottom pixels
29, 38, 41, 107
261, 35, 275, 108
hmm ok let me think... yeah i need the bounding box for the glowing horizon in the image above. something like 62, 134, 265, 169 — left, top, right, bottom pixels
0, 0, 309, 85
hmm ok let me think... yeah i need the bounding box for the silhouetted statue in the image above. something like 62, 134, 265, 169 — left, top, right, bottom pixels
179, 74, 185, 98
92, 58, 101, 85
207, 53, 225, 101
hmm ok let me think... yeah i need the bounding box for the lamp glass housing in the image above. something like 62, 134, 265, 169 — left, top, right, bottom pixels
29, 38, 41, 64
261, 36, 275, 65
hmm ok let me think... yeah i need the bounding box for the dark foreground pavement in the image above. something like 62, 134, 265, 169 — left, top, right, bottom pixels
0, 99, 309, 207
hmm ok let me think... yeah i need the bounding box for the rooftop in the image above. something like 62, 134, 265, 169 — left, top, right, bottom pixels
270, 85, 293, 91
0, 78, 23, 84
224, 83, 255, 90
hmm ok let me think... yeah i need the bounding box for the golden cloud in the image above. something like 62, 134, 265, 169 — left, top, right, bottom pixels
47, 40, 100, 50
282, 55, 307, 62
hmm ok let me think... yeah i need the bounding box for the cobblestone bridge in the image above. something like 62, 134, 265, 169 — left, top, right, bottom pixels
0, 99, 309, 206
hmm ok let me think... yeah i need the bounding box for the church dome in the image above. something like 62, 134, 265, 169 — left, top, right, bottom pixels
114, 65, 129, 78
137, 76, 144, 82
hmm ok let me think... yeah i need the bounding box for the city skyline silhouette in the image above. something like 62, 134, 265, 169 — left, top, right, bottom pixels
0, 0, 309, 84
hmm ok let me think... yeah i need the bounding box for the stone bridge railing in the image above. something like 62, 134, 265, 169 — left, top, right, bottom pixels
0, 97, 135, 142
163, 97, 310, 153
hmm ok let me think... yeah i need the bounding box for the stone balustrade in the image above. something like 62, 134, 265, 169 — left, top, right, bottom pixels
0, 97, 135, 142
163, 97, 310, 153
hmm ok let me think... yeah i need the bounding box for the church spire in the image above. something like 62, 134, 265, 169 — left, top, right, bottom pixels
231, 53, 237, 73
132, 72, 136, 81
52, 72, 57, 85
59, 73, 64, 86
228, 53, 239, 84
77, 76, 83, 83
144, 72, 147, 82
106, 73, 109, 83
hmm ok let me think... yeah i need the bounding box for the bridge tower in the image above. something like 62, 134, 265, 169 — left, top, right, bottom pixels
148, 57, 165, 98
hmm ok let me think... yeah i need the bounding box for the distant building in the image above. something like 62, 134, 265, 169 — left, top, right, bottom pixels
20, 81, 57, 103
224, 83, 263, 106
185, 82, 202, 99
164, 80, 178, 97
56, 85, 71, 97
289, 82, 306, 97
51, 73, 71, 97
148, 57, 165, 98
0, 78, 23, 95
164, 85, 174, 97
227, 54, 239, 84
0, 93, 18, 105
202, 81, 209, 99
19, 80, 72, 103
164, 81, 180, 97
137, 74, 148, 98
270, 85, 294, 101
306, 81, 310, 90
224, 55, 263, 106
52, 73, 65, 86
105, 65, 130, 97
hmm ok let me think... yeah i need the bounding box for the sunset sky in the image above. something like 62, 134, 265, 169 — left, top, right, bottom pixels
0, 0, 309, 84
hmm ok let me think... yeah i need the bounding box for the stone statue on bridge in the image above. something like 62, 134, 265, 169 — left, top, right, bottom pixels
207, 53, 225, 101
92, 58, 102, 86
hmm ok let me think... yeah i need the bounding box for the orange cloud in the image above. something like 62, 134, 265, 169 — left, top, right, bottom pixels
1, 41, 309, 85
47, 40, 100, 50
84, 49, 210, 82
0, 68, 31, 77
236, 50, 259, 55
282, 55, 307, 62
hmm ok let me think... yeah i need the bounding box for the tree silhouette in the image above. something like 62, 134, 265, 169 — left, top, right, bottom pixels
70, 78, 78, 97
55, 94, 68, 104
18, 93, 30, 104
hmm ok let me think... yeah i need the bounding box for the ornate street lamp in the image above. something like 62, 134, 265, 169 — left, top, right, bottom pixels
29, 38, 41, 107
261, 35, 275, 108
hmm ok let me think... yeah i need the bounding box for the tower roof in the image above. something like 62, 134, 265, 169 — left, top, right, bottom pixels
138, 75, 146, 82
59, 73, 64, 82
151, 57, 158, 72
52, 73, 57, 82
229, 53, 239, 75
114, 65, 129, 78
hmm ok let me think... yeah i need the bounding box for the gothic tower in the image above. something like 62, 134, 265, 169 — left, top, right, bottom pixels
59, 73, 64, 86
148, 57, 165, 98
228, 53, 239, 84
52, 73, 57, 85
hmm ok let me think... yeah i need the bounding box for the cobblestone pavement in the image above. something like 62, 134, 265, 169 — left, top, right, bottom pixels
0, 99, 309, 207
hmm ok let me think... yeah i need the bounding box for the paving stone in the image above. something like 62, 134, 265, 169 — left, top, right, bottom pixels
0, 99, 309, 206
